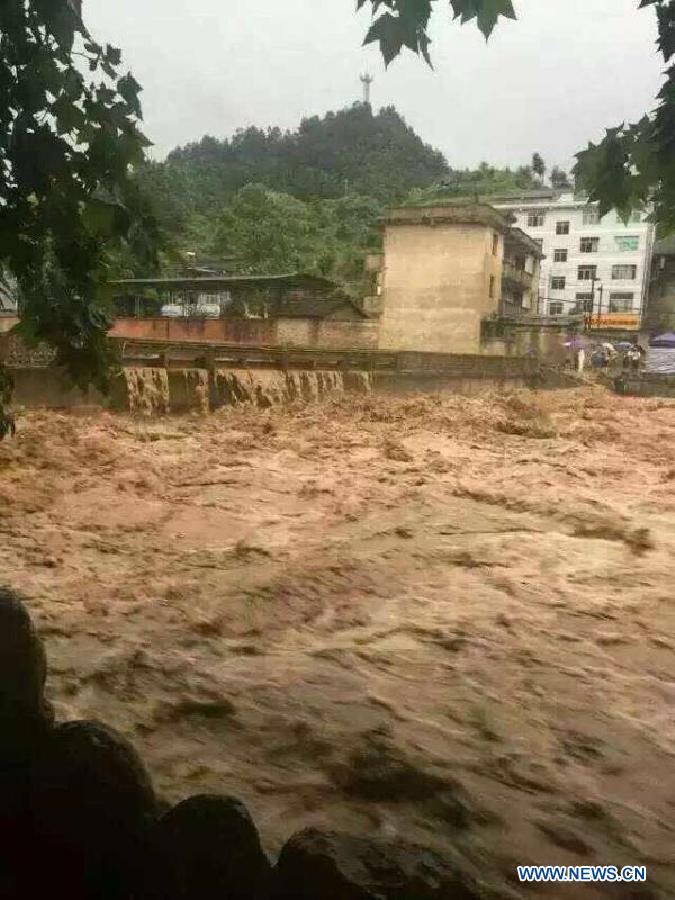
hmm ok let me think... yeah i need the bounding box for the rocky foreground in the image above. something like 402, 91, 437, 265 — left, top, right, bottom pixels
1, 387, 674, 897
0, 587, 510, 898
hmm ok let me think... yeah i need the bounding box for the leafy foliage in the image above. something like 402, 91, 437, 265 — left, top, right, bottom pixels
0, 0, 158, 389
550, 165, 572, 190
531, 152, 545, 181
163, 104, 449, 209
405, 161, 539, 203
360, 0, 434, 66
210, 184, 382, 294
358, 0, 515, 66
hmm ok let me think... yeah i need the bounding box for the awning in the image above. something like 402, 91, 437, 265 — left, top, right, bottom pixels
649, 333, 675, 348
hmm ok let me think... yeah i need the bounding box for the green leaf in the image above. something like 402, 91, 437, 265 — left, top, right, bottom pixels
52, 95, 86, 135
41, 2, 79, 52
105, 45, 122, 66
117, 73, 143, 117
449, 0, 516, 38
364, 11, 430, 65
82, 197, 131, 239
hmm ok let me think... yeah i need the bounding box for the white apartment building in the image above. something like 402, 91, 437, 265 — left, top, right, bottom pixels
493, 190, 655, 321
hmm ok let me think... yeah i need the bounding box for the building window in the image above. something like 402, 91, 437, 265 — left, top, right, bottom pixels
550, 276, 566, 290
489, 275, 495, 298
492, 232, 499, 255
553, 249, 568, 262
578, 265, 597, 281
615, 235, 639, 251
556, 221, 570, 235
579, 237, 599, 253
575, 292, 594, 313
527, 212, 545, 227
611, 264, 637, 280
582, 209, 601, 225
549, 301, 564, 316
609, 291, 634, 312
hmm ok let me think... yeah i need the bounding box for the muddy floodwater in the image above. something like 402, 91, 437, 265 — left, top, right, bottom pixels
2, 387, 675, 897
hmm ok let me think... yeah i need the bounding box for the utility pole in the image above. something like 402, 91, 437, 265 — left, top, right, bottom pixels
360, 73, 373, 106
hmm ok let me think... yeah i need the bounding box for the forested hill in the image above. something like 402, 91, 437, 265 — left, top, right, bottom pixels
162, 104, 449, 211
127, 105, 550, 290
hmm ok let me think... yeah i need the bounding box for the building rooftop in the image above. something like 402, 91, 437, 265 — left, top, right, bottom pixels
491, 190, 593, 209
382, 202, 508, 232
491, 188, 559, 202
110, 273, 339, 293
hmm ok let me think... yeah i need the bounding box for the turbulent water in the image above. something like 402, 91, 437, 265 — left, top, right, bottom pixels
120, 367, 370, 414
1, 388, 675, 897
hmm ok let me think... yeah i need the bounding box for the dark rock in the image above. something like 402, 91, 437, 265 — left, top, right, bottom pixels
0, 590, 53, 899
29, 720, 157, 899
272, 828, 505, 900
336, 739, 456, 805
0, 587, 49, 733
145, 793, 272, 899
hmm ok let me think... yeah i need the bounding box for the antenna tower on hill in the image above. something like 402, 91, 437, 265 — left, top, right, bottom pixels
360, 73, 373, 106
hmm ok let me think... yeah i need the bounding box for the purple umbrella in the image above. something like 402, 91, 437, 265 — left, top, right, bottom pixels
564, 336, 587, 349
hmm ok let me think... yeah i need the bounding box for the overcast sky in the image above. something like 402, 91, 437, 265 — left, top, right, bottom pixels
85, 0, 664, 172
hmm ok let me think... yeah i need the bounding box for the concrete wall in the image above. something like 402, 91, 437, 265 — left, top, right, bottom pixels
378, 223, 501, 354
1, 333, 56, 366
8, 367, 104, 409
372, 353, 536, 394
6, 352, 542, 411
0, 314, 18, 334
5, 365, 372, 413
373, 372, 530, 395
109, 316, 379, 350
109, 316, 277, 345
482, 327, 570, 361
618, 373, 675, 397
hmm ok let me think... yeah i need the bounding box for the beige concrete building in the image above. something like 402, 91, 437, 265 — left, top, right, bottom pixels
376, 203, 543, 354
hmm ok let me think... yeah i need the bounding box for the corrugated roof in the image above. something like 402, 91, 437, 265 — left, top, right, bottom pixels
109, 273, 339, 292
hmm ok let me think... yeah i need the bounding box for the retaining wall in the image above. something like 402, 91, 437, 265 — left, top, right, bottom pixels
615, 373, 675, 397
5, 366, 372, 413
109, 315, 379, 350
4, 347, 553, 413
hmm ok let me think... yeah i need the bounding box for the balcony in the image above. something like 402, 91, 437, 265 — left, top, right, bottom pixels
502, 261, 534, 291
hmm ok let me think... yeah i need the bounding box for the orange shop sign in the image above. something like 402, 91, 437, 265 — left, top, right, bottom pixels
585, 314, 640, 330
